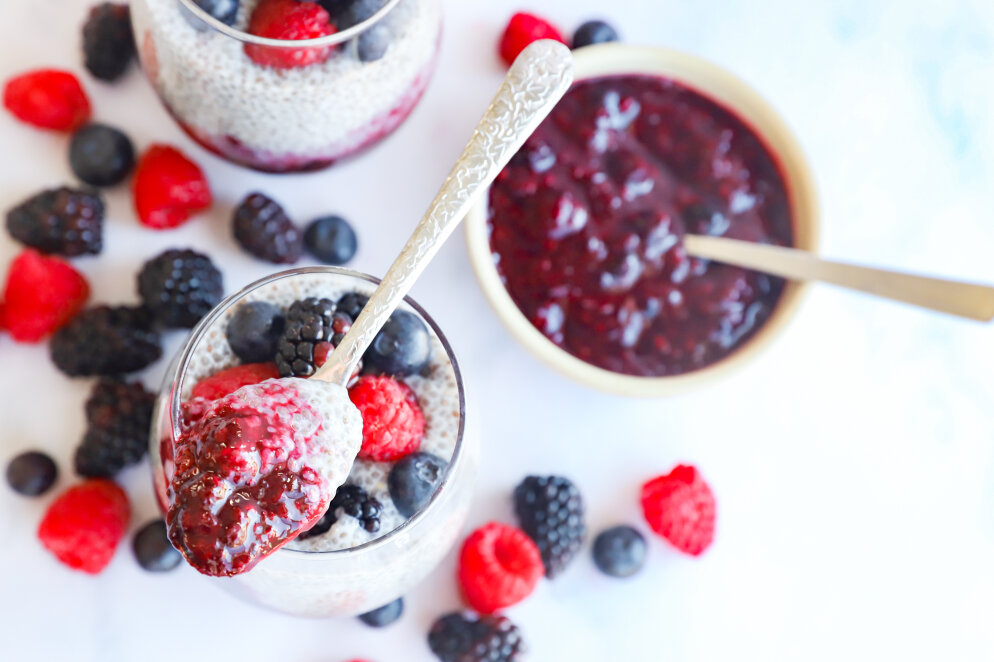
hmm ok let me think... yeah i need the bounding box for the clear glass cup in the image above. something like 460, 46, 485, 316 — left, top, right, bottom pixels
150, 267, 476, 617
130, 0, 442, 172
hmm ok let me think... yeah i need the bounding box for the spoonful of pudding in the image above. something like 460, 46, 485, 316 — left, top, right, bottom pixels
166, 40, 575, 576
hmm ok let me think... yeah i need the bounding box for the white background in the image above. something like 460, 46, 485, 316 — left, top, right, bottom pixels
2, 0, 993, 660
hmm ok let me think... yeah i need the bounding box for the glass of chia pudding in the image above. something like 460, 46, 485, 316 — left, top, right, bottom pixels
130, 0, 442, 172
150, 267, 475, 617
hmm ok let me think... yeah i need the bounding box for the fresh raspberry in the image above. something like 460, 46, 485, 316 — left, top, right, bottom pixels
245, 0, 336, 69
2, 249, 89, 343
37, 479, 130, 574
641, 464, 716, 556
458, 522, 543, 614
349, 375, 424, 462
3, 69, 91, 132
498, 12, 566, 67
132, 144, 212, 230
191, 362, 280, 401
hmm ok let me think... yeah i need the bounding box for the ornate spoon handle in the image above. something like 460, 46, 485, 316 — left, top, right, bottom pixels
314, 40, 575, 385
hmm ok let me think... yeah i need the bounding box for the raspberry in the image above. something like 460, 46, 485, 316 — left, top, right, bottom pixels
428, 611, 526, 662
3, 69, 91, 132
2, 249, 89, 343
275, 297, 351, 377
137, 248, 224, 328
641, 464, 716, 556
6, 186, 104, 256
513, 475, 585, 578
498, 12, 566, 67
132, 144, 212, 230
75, 380, 155, 478
82, 3, 135, 82
349, 375, 424, 462
458, 522, 543, 614
37, 479, 130, 574
191, 362, 280, 401
50, 305, 162, 377
232, 192, 303, 264
245, 0, 336, 69
299, 483, 382, 540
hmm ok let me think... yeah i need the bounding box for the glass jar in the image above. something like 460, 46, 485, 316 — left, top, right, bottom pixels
130, 0, 442, 172
151, 267, 475, 616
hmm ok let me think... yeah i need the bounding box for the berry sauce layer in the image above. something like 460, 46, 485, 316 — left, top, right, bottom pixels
488, 75, 794, 377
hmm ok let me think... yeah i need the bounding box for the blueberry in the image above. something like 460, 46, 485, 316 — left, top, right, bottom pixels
592, 525, 646, 578
356, 24, 390, 62
388, 452, 447, 518
5, 451, 57, 496
226, 301, 286, 364
133, 520, 182, 572
69, 123, 135, 187
572, 20, 620, 49
363, 309, 431, 377
303, 215, 358, 265
358, 597, 404, 627
339, 0, 388, 29
316, 0, 353, 19
189, 0, 239, 26
336, 291, 368, 320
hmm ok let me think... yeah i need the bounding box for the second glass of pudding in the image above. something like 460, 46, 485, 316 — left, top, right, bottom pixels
151, 267, 475, 617
130, 0, 441, 172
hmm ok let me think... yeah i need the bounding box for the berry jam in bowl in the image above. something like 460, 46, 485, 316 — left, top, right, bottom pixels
130, 0, 441, 173
465, 44, 819, 396
150, 267, 475, 616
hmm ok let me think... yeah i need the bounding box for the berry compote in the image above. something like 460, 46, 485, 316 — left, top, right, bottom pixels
488, 75, 794, 377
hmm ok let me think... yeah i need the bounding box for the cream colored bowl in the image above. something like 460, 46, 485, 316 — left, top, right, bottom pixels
464, 43, 820, 396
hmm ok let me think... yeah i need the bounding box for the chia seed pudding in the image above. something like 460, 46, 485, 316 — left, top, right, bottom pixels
130, 0, 442, 172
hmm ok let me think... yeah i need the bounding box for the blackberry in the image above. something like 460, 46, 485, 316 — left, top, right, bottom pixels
299, 483, 382, 539
336, 291, 368, 319
232, 193, 302, 264
69, 123, 135, 187
50, 305, 162, 377
6, 186, 104, 256
513, 475, 585, 578
137, 249, 224, 328
428, 612, 525, 662
275, 298, 353, 377
82, 3, 135, 82
74, 379, 155, 477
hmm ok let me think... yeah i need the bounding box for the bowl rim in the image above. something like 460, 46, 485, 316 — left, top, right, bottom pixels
464, 43, 821, 397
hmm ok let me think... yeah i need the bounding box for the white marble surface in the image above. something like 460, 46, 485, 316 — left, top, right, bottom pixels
1, 0, 993, 660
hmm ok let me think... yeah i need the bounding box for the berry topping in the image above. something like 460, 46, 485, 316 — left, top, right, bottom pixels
571, 19, 620, 49
137, 248, 224, 328
190, 0, 240, 26
338, 0, 388, 28
6, 186, 104, 257
357, 23, 391, 62
303, 215, 358, 265
336, 290, 368, 319
232, 192, 303, 264
358, 597, 404, 628
226, 301, 286, 363
363, 309, 431, 377
82, 3, 135, 82
37, 479, 130, 574
191, 362, 281, 401
69, 123, 135, 186
132, 144, 212, 230
641, 464, 716, 556
428, 611, 526, 662
275, 297, 351, 377
388, 451, 447, 518
3, 69, 91, 132
245, 0, 336, 69
133, 520, 182, 572
74, 379, 155, 478
498, 12, 566, 68
349, 375, 424, 462
513, 475, 585, 578
50, 305, 162, 377
592, 525, 647, 578
458, 522, 543, 614
300, 483, 382, 538
2, 249, 90, 343
6, 451, 58, 497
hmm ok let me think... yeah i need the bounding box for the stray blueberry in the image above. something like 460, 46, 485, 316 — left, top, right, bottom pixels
357, 24, 390, 62
303, 215, 358, 265
592, 525, 646, 578
69, 123, 135, 187
388, 452, 447, 518
6, 451, 58, 496
358, 597, 404, 627
572, 20, 619, 49
363, 309, 431, 377
133, 520, 183, 572
336, 291, 368, 320
226, 301, 286, 363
